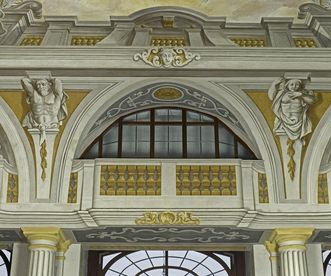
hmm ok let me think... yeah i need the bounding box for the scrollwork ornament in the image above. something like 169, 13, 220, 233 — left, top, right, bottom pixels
135, 211, 200, 225
133, 47, 200, 68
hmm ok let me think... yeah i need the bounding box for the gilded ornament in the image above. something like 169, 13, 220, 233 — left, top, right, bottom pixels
71, 36, 105, 46
135, 211, 200, 225
151, 37, 185, 47
258, 173, 269, 203
318, 173, 329, 204
20, 36, 43, 46
133, 47, 200, 68
40, 140, 47, 181
231, 38, 265, 47
6, 173, 18, 203
176, 165, 236, 196
287, 139, 295, 181
294, 38, 317, 48
152, 87, 183, 101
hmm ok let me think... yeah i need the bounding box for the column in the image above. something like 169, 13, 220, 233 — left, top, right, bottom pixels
267, 228, 314, 276
22, 227, 71, 276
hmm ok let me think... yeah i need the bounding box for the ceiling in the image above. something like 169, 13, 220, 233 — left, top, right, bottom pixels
39, 0, 315, 22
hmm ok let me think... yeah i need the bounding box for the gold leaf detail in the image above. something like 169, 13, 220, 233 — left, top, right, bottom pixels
294, 38, 317, 48
231, 38, 266, 47
287, 138, 295, 181
68, 172, 78, 203
151, 37, 185, 47
20, 36, 44, 46
135, 211, 200, 225
258, 173, 269, 203
71, 36, 105, 46
40, 140, 47, 181
7, 173, 18, 203
318, 173, 329, 204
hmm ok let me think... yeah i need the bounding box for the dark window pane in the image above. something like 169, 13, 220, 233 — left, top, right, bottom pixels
155, 109, 182, 122
219, 125, 235, 145
83, 142, 99, 159
103, 124, 118, 145
187, 111, 213, 122
122, 125, 136, 142
122, 125, 150, 157
123, 111, 150, 122
102, 142, 118, 157
238, 141, 254, 159
155, 125, 182, 157
219, 142, 235, 158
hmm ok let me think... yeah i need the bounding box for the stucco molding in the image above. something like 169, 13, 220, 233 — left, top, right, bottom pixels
0, 97, 34, 203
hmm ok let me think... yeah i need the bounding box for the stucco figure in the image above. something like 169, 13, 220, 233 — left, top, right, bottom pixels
268, 77, 315, 141
21, 77, 68, 141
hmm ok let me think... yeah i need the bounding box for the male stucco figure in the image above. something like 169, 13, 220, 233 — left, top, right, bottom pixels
21, 77, 68, 143
268, 77, 315, 141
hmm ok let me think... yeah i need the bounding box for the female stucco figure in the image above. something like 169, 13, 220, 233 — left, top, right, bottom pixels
268, 77, 315, 141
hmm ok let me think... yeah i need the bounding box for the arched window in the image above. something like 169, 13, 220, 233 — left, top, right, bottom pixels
0, 250, 11, 276
323, 250, 331, 275
81, 108, 256, 159
88, 250, 245, 276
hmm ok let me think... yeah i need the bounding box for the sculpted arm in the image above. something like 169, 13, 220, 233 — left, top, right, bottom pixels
53, 78, 63, 98
302, 90, 315, 105
21, 78, 34, 103
268, 77, 284, 100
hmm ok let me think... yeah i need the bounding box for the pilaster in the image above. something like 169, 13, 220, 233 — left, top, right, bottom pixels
41, 17, 77, 46
262, 18, 294, 47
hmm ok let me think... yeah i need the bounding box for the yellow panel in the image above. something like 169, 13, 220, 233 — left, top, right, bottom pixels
7, 173, 18, 203
318, 173, 329, 204
67, 172, 78, 203
71, 36, 106, 46
231, 38, 266, 47
294, 38, 318, 48
176, 165, 236, 196
20, 36, 44, 46
100, 165, 161, 196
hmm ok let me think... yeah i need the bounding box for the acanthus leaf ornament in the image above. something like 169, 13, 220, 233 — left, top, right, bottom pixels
133, 47, 200, 68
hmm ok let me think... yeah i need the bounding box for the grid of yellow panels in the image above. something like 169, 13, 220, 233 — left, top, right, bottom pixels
100, 165, 161, 196
176, 165, 236, 196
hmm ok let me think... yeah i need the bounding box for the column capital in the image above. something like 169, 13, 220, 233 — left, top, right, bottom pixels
269, 228, 314, 249
22, 227, 71, 252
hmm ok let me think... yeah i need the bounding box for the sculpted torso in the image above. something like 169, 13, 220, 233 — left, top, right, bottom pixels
21, 77, 68, 129
30, 90, 61, 126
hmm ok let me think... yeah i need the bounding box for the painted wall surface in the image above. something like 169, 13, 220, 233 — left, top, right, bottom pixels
38, 0, 314, 21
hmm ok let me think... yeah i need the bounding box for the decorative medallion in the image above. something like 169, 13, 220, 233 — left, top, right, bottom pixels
135, 211, 200, 225
152, 87, 183, 101
133, 47, 200, 68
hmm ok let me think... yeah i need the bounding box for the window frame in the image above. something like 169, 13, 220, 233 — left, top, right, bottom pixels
81, 107, 256, 159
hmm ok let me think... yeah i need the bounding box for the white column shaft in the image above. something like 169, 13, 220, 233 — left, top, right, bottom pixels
28, 248, 56, 276
280, 249, 308, 276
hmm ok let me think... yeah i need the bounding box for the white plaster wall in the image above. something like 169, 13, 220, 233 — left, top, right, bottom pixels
307, 244, 324, 276
63, 244, 82, 276
253, 244, 272, 276
10, 243, 29, 276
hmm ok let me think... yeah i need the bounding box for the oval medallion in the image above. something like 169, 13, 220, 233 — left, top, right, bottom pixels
153, 87, 183, 101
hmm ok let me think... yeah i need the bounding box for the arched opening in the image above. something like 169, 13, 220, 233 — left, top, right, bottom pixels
81, 107, 256, 160
88, 250, 245, 276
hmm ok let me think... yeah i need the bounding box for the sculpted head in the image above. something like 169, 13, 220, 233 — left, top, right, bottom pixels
286, 79, 302, 92
36, 79, 51, 96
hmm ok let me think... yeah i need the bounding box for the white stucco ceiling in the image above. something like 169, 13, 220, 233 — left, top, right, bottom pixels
39, 0, 315, 22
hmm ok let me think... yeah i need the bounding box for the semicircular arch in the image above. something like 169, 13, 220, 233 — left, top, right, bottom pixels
0, 97, 34, 202
54, 79, 283, 203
